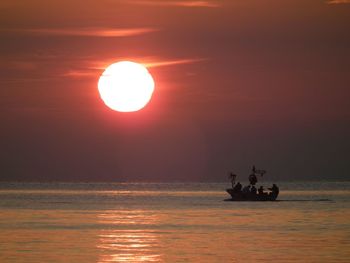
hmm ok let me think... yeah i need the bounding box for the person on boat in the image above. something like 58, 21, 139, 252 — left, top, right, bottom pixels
251, 185, 257, 195
249, 173, 257, 185
233, 182, 242, 193
258, 186, 264, 195
268, 184, 279, 195
242, 185, 250, 193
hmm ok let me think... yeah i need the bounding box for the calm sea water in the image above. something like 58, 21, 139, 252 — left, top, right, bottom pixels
0, 182, 349, 262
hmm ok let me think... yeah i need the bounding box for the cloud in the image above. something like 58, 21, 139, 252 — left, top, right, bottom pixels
144, 58, 208, 68
0, 61, 37, 71
0, 54, 208, 81
62, 69, 97, 78
1, 27, 159, 37
326, 0, 350, 4
130, 1, 221, 8
89, 57, 208, 70
61, 57, 208, 79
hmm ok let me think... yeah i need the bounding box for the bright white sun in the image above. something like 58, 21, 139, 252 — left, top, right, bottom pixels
98, 61, 155, 112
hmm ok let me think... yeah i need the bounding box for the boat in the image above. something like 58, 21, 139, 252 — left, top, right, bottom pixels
225, 166, 279, 201
226, 188, 279, 201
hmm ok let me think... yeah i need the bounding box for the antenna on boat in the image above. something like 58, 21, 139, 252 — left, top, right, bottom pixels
228, 172, 237, 188
249, 165, 267, 185
252, 165, 266, 177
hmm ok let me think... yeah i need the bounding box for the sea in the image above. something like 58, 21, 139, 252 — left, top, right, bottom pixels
0, 182, 349, 262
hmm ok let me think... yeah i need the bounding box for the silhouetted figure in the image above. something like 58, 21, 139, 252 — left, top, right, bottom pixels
251, 185, 257, 195
249, 173, 257, 185
242, 185, 250, 193
258, 186, 264, 195
233, 182, 242, 193
250, 165, 266, 185
268, 184, 279, 196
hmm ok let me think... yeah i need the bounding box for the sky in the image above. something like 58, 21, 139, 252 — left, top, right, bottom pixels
0, 0, 349, 182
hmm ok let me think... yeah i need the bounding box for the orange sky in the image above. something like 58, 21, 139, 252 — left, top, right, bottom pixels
0, 0, 349, 181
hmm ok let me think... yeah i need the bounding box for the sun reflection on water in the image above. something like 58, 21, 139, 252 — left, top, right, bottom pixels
97, 211, 161, 262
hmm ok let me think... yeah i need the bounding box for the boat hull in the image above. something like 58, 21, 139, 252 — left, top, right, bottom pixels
226, 189, 278, 201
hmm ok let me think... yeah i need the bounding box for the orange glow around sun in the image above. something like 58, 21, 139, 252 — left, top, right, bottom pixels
98, 61, 155, 112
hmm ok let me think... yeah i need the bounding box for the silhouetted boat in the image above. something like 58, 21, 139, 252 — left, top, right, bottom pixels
226, 188, 279, 201
226, 165, 279, 201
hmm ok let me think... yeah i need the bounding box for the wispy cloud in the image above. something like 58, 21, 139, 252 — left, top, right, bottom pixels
89, 57, 208, 70
4, 61, 37, 71
62, 69, 97, 78
144, 58, 208, 68
1, 54, 208, 81
1, 27, 159, 37
326, 0, 350, 4
130, 1, 221, 8
63, 57, 208, 78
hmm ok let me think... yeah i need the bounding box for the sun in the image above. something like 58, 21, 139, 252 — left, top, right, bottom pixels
98, 61, 155, 112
